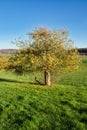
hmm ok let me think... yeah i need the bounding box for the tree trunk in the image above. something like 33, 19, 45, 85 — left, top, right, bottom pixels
44, 71, 51, 86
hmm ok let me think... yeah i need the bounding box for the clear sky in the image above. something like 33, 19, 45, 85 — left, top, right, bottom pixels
0, 0, 87, 49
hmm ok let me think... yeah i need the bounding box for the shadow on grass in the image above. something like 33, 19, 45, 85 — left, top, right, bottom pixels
0, 78, 44, 85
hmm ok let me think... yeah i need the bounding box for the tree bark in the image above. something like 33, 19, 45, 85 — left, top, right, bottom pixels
44, 71, 51, 86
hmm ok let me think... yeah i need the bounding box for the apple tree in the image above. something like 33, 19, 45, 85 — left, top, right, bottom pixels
7, 27, 80, 86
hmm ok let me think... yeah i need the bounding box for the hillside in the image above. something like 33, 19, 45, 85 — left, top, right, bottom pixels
0, 49, 17, 54
0, 48, 87, 55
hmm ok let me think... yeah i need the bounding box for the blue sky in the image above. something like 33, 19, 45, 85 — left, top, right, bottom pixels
0, 0, 87, 49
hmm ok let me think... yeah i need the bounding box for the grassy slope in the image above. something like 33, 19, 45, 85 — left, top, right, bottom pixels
59, 56, 87, 87
0, 57, 87, 130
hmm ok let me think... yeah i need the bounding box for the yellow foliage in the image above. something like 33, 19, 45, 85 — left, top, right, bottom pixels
8, 27, 80, 75
0, 56, 9, 70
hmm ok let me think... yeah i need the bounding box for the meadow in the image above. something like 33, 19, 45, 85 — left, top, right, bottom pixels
0, 56, 87, 130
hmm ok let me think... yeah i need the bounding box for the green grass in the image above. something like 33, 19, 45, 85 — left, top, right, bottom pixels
0, 56, 87, 130
59, 56, 87, 87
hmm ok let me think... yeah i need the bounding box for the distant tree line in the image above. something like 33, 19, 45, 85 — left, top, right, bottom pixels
78, 48, 87, 55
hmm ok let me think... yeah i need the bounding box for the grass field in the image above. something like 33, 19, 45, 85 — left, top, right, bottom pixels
0, 56, 87, 130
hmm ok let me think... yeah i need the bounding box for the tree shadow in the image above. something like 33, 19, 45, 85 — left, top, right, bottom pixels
0, 78, 44, 85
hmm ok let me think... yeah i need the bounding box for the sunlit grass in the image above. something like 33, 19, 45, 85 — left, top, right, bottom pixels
0, 56, 87, 130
